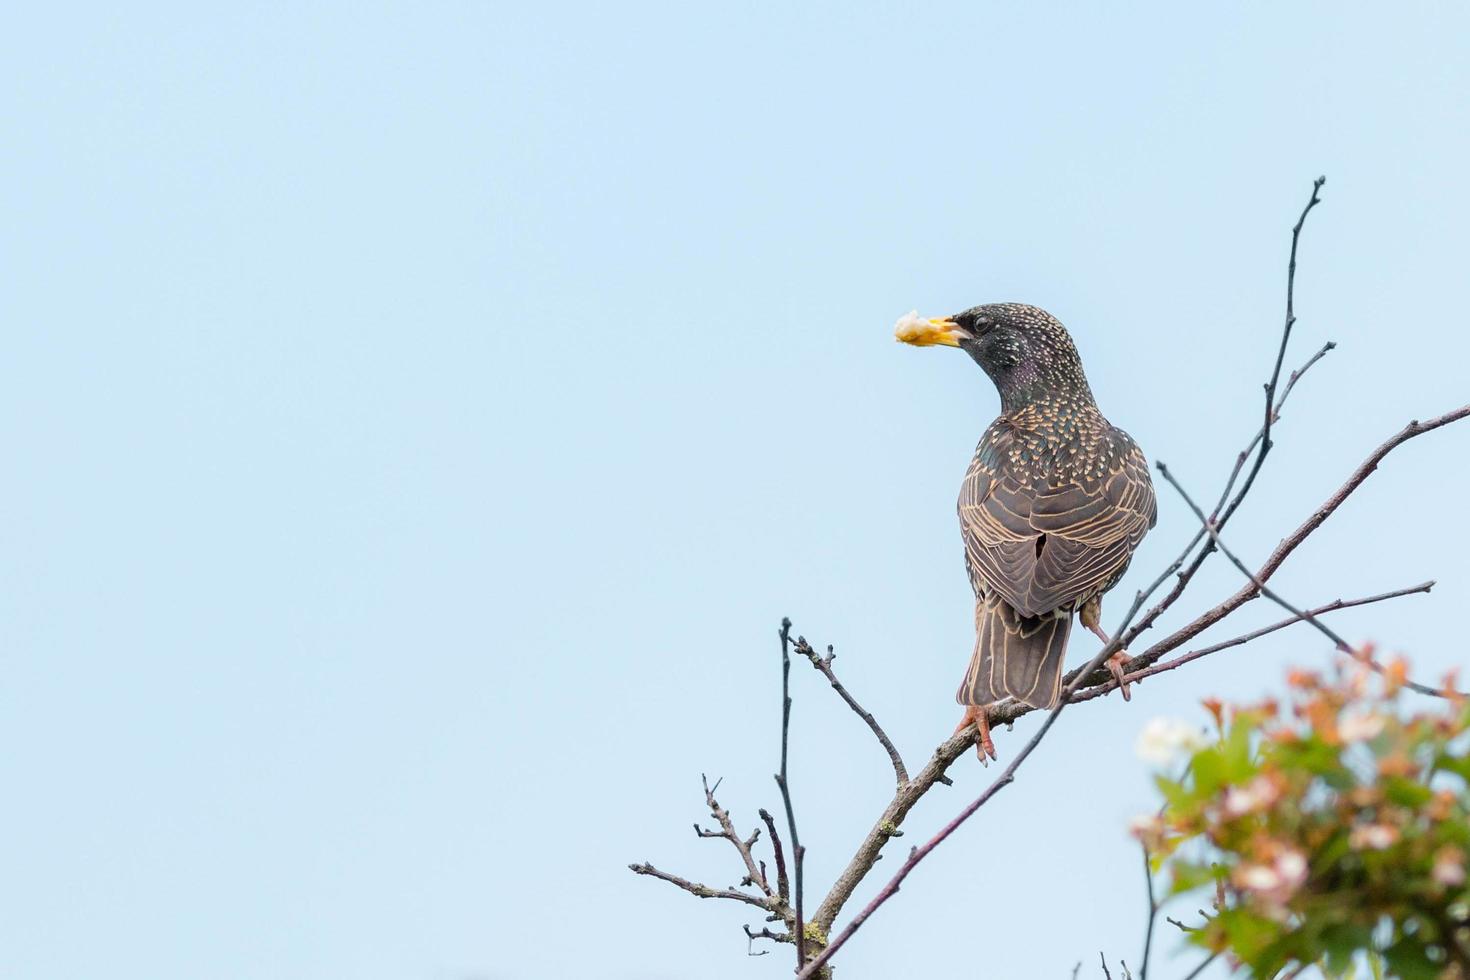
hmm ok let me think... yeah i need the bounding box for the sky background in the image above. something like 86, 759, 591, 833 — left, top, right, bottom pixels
3, 3, 1468, 978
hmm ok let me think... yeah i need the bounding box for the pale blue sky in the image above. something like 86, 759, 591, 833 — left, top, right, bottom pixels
3, 3, 1468, 978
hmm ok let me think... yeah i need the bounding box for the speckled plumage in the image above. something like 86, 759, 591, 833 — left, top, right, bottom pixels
949, 304, 1156, 710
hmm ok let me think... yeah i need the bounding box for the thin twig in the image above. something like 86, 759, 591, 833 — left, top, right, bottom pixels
1108, 404, 1470, 685
1179, 952, 1220, 980
798, 632, 1132, 977
632, 182, 1470, 978
627, 862, 772, 910
698, 773, 772, 897
1069, 581, 1434, 702
1113, 179, 1329, 660
1123, 339, 1336, 654
743, 923, 792, 953
1156, 461, 1465, 699
1139, 843, 1157, 980
758, 808, 790, 902
795, 404, 1470, 978
774, 618, 808, 971
1099, 951, 1113, 980
794, 636, 909, 787
1239, 176, 1327, 513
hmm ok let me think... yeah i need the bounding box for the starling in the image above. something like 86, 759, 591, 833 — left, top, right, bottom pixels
896, 304, 1157, 760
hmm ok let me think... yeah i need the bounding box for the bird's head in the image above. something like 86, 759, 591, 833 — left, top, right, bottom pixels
894, 302, 1093, 410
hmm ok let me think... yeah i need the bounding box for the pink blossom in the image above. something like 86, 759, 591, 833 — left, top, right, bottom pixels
1432, 848, 1466, 887
1349, 824, 1399, 850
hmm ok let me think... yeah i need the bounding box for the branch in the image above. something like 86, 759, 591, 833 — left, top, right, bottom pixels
774, 618, 809, 971
1121, 340, 1334, 645
1155, 435, 1468, 699
1180, 952, 1220, 980
1073, 581, 1435, 699
1243, 176, 1327, 512
799, 630, 1136, 976
631, 180, 1470, 977
758, 808, 790, 901
697, 773, 772, 896
1138, 843, 1157, 980
744, 923, 793, 952
797, 401, 1470, 978
1113, 404, 1470, 684
627, 862, 773, 910
793, 636, 909, 787
1115, 179, 1330, 657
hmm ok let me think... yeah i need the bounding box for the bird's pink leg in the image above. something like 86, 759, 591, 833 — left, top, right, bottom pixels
954, 704, 997, 763
1080, 597, 1133, 701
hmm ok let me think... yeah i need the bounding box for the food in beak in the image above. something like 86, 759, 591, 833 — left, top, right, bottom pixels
894, 310, 966, 348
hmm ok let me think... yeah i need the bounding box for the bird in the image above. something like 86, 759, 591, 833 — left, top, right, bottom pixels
895, 303, 1156, 760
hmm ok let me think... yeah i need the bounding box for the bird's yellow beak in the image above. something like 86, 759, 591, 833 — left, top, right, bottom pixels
894, 310, 969, 348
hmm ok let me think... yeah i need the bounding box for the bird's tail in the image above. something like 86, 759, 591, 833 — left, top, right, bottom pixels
957, 595, 1071, 710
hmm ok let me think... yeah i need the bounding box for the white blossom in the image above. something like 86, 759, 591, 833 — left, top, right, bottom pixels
1135, 717, 1209, 765
1238, 864, 1281, 891
1338, 712, 1385, 742
1275, 850, 1308, 890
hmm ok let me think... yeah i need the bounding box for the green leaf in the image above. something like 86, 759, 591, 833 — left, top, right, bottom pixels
1435, 752, 1470, 783
1222, 719, 1257, 782
1214, 906, 1282, 969
1383, 938, 1441, 980
1384, 777, 1433, 808
1321, 923, 1374, 974
1190, 747, 1225, 796
1154, 773, 1190, 808
1167, 860, 1216, 896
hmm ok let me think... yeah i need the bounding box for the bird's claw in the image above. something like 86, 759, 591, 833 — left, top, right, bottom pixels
1107, 650, 1132, 701
955, 704, 998, 763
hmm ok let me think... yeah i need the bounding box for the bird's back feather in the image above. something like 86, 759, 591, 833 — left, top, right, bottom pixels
957, 593, 1071, 710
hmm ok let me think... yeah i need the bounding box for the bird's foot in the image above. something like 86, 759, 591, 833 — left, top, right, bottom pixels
954, 704, 997, 763
1082, 610, 1135, 701
1106, 650, 1133, 701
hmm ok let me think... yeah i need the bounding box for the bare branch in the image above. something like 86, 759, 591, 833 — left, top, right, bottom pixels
1138, 843, 1157, 980
631, 180, 1470, 979
773, 618, 809, 971
799, 632, 1130, 976
758, 808, 790, 902
1115, 179, 1330, 657
1105, 403, 1470, 687
743, 923, 792, 953
1180, 952, 1220, 980
628, 862, 773, 910
1124, 339, 1336, 642
1155, 456, 1467, 699
794, 635, 909, 787
1070, 581, 1434, 701
797, 402, 1470, 978
698, 774, 772, 897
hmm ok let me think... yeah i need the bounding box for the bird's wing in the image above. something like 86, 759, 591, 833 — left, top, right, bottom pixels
960, 425, 1156, 617
959, 424, 1039, 604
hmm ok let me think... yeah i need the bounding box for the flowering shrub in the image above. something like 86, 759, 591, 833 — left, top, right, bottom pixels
1134, 656, 1470, 977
